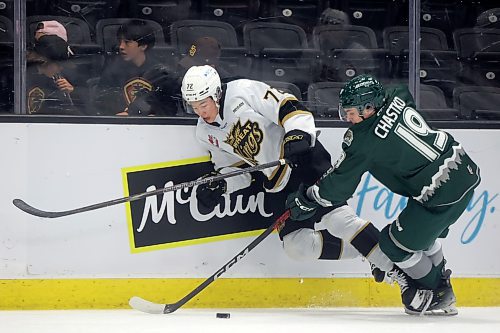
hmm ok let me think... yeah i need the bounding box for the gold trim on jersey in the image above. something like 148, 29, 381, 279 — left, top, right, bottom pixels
278, 98, 313, 127
281, 110, 312, 127
264, 162, 289, 191
264, 142, 290, 191
280, 96, 298, 106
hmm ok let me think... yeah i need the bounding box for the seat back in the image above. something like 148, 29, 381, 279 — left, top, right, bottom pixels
312, 25, 387, 82
453, 28, 500, 58
264, 0, 327, 33
339, 0, 402, 32
170, 20, 239, 53
312, 24, 378, 51
0, 15, 13, 42
383, 26, 449, 54
128, 0, 191, 29
243, 22, 308, 54
265, 81, 302, 100
307, 82, 345, 118
420, 84, 449, 109
199, 0, 261, 30
453, 85, 500, 119
47, 0, 122, 31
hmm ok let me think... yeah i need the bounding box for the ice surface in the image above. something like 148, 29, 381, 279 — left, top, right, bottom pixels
2, 307, 500, 333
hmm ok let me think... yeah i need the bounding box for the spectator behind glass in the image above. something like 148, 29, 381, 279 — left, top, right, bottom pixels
34, 20, 74, 57
317, 8, 376, 82
26, 35, 82, 115
318, 8, 350, 26
178, 36, 233, 80
93, 19, 177, 116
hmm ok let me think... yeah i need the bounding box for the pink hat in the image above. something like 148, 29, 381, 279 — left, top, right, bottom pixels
36, 21, 68, 42
35, 21, 74, 55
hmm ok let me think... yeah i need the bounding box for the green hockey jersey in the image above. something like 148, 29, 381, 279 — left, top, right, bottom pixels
314, 85, 480, 207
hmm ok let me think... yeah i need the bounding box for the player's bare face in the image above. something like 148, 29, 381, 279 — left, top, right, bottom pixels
344, 108, 365, 124
344, 107, 375, 124
190, 97, 218, 123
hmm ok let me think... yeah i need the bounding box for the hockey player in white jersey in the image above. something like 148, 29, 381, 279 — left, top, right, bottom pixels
181, 65, 434, 314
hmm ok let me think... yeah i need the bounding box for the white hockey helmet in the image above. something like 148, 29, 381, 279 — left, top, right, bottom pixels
181, 65, 222, 104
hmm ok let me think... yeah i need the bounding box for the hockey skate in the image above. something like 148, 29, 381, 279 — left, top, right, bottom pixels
423, 268, 458, 316
386, 266, 434, 315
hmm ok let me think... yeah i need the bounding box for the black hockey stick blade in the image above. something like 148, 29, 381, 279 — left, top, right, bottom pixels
13, 159, 289, 218
129, 209, 291, 314
13, 199, 70, 218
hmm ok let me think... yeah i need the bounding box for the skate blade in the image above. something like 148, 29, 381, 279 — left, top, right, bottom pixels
405, 306, 458, 316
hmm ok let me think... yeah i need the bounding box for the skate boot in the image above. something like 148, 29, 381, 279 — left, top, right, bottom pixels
386, 266, 433, 315
425, 268, 458, 316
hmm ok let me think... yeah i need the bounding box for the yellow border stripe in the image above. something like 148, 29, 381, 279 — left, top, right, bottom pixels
121, 155, 281, 254
1, 278, 499, 310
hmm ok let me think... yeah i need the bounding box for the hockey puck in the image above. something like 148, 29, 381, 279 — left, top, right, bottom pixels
216, 312, 230, 319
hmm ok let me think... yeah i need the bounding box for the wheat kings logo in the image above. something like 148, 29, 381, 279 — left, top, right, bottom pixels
224, 119, 263, 164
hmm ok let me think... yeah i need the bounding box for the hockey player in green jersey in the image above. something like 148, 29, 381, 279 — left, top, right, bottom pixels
286, 74, 481, 316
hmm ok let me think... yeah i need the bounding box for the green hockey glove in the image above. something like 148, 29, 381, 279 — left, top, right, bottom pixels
285, 183, 320, 221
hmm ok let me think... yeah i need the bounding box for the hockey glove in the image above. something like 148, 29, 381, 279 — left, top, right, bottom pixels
196, 171, 227, 210
285, 183, 320, 221
283, 130, 312, 167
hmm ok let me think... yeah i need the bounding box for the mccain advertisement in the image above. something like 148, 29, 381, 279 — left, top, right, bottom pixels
122, 156, 287, 252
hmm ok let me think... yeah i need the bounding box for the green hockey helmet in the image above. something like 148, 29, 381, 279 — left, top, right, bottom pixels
338, 74, 386, 121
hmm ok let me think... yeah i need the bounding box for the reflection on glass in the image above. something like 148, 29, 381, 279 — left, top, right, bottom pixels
0, 0, 496, 119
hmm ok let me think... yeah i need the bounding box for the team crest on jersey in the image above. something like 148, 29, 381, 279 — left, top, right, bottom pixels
224, 120, 263, 164
208, 134, 219, 147
343, 129, 353, 146
28, 87, 44, 114
124, 78, 153, 104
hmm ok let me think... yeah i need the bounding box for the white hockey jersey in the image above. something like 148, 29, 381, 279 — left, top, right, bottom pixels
196, 79, 317, 193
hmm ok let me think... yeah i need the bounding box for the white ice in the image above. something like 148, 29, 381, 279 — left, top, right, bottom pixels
2, 307, 500, 333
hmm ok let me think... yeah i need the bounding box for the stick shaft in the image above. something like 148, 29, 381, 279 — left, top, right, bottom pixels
13, 159, 288, 218
129, 210, 291, 314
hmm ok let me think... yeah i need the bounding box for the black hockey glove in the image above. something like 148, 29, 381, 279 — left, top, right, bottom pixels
283, 130, 312, 167
196, 171, 227, 210
285, 183, 320, 221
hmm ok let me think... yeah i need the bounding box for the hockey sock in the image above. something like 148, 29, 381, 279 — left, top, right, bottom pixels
351, 222, 393, 271
322, 206, 393, 270
423, 241, 444, 267
318, 230, 343, 260
415, 260, 445, 290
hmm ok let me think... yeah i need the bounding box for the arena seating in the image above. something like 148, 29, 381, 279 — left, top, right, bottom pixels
453, 86, 500, 120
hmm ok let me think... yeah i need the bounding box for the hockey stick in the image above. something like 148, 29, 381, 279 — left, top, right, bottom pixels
13, 159, 288, 218
129, 209, 290, 314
